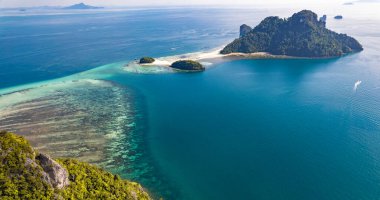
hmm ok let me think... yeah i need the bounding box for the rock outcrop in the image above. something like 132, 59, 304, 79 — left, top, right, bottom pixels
36, 153, 69, 189
240, 24, 252, 37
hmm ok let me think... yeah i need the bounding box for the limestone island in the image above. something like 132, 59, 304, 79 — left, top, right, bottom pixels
221, 10, 363, 58
139, 57, 155, 64
170, 60, 205, 71
0, 131, 152, 200
63, 3, 103, 9
334, 15, 343, 20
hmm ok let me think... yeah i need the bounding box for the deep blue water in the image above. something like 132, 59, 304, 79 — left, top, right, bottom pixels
0, 8, 255, 88
1, 7, 380, 200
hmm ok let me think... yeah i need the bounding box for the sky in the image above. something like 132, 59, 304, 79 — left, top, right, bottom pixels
0, 0, 378, 8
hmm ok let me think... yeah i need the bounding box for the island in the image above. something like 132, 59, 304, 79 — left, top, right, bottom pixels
139, 57, 155, 64
334, 15, 343, 19
170, 60, 205, 71
63, 3, 103, 9
221, 10, 363, 57
0, 131, 151, 200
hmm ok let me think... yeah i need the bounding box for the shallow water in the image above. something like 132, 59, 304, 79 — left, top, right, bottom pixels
1, 6, 380, 200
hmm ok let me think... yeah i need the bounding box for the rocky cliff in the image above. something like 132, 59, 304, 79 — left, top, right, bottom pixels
221, 10, 363, 57
0, 131, 151, 200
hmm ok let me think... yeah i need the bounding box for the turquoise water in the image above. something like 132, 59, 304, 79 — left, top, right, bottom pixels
1, 6, 380, 200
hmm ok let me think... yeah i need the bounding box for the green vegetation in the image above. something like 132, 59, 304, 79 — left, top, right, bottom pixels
170, 60, 205, 71
0, 131, 53, 200
139, 57, 155, 64
57, 159, 150, 200
0, 131, 151, 200
221, 10, 363, 57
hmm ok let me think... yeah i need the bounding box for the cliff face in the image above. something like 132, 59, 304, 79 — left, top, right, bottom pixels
221, 10, 363, 57
0, 131, 151, 200
36, 153, 69, 190
240, 24, 252, 37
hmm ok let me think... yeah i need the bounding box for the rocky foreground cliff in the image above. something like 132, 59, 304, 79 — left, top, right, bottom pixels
221, 10, 363, 57
0, 131, 151, 200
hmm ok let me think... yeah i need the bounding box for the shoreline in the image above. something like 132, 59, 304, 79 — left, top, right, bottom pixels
127, 47, 344, 72
135, 48, 290, 68
125, 48, 289, 73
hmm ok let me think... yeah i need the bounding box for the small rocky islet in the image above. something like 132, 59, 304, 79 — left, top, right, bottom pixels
139, 57, 155, 64
138, 57, 205, 71
170, 60, 205, 71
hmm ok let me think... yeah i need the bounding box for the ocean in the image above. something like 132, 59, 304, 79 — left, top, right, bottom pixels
1, 5, 380, 199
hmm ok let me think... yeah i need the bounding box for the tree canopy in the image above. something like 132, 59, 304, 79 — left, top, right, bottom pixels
221, 10, 363, 57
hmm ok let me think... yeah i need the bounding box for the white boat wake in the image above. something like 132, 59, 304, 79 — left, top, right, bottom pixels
353, 80, 362, 92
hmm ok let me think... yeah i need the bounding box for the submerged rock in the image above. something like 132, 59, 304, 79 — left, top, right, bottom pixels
319, 14, 327, 26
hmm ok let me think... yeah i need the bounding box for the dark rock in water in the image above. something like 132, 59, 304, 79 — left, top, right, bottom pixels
170, 60, 205, 71
240, 24, 252, 37
36, 153, 70, 189
63, 3, 103, 9
334, 15, 343, 19
221, 10, 362, 57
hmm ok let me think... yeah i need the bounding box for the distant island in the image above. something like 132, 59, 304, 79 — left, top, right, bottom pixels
221, 10, 363, 57
0, 131, 151, 200
343, 2, 354, 5
63, 3, 103, 9
334, 15, 343, 19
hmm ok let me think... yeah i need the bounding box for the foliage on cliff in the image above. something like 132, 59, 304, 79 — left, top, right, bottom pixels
0, 131, 54, 200
0, 131, 151, 200
57, 159, 150, 199
221, 10, 363, 57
